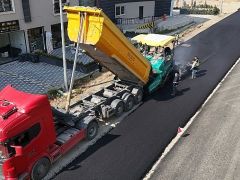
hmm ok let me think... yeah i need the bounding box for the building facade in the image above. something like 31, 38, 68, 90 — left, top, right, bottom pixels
0, 0, 172, 63
97, 0, 172, 22
0, 0, 78, 62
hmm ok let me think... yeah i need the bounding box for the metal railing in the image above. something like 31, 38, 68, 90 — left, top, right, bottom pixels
115, 16, 162, 25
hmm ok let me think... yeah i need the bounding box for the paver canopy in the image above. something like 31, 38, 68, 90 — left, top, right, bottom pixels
132, 34, 175, 47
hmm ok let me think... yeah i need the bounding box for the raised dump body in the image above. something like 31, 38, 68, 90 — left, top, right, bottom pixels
64, 6, 151, 86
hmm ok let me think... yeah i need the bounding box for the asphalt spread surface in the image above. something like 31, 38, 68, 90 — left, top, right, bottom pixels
150, 55, 240, 180
53, 12, 240, 180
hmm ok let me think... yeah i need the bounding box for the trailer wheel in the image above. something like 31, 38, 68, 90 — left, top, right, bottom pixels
86, 121, 98, 140
122, 93, 134, 111
31, 157, 51, 180
132, 88, 143, 104
111, 99, 124, 117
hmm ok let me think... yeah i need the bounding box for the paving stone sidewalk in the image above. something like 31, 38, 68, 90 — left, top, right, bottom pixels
0, 61, 88, 94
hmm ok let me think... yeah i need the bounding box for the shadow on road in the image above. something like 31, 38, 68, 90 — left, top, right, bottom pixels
56, 134, 120, 174
144, 80, 191, 102
197, 69, 207, 78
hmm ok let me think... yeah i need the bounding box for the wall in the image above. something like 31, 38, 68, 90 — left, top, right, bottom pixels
0, 0, 79, 52
0, 0, 79, 33
115, 1, 155, 19
99, 0, 156, 21
99, 0, 171, 21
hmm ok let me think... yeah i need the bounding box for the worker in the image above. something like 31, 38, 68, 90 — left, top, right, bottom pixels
190, 56, 200, 79
172, 72, 180, 96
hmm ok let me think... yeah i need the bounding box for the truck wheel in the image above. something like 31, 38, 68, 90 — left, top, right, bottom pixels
122, 93, 134, 111
111, 99, 124, 117
31, 157, 51, 180
86, 121, 98, 140
132, 88, 143, 104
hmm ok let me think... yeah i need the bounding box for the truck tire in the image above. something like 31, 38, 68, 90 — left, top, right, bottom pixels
111, 99, 124, 117
122, 93, 134, 111
132, 88, 143, 104
31, 157, 51, 180
86, 121, 98, 140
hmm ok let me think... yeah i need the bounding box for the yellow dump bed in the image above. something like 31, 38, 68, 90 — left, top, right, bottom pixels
64, 6, 151, 85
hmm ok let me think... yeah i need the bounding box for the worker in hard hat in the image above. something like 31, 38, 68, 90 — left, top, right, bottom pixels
190, 56, 200, 79
171, 72, 180, 96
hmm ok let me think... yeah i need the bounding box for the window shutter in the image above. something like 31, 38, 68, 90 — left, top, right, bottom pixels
22, 0, 32, 22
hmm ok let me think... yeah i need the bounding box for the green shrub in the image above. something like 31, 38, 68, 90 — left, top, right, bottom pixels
180, 6, 220, 15
47, 89, 64, 99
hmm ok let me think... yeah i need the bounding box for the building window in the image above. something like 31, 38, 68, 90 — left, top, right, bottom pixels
0, 0, 14, 13
53, 0, 69, 14
116, 5, 125, 16
51, 23, 70, 49
28, 27, 45, 52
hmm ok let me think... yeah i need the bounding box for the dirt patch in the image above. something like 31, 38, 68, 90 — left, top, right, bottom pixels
50, 69, 114, 108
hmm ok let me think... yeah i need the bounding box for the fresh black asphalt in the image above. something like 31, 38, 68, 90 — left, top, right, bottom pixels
54, 12, 240, 180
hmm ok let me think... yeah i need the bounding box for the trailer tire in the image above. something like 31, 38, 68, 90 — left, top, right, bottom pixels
122, 93, 134, 111
111, 99, 124, 117
132, 88, 143, 104
86, 121, 98, 141
31, 157, 51, 180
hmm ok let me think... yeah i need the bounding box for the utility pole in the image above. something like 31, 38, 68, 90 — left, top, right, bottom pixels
59, 0, 68, 92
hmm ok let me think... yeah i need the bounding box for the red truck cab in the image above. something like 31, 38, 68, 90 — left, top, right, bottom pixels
0, 86, 98, 179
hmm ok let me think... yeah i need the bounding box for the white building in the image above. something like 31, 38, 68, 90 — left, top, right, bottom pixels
0, 0, 78, 62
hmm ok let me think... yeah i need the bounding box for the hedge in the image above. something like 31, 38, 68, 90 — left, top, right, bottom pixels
180, 6, 220, 15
